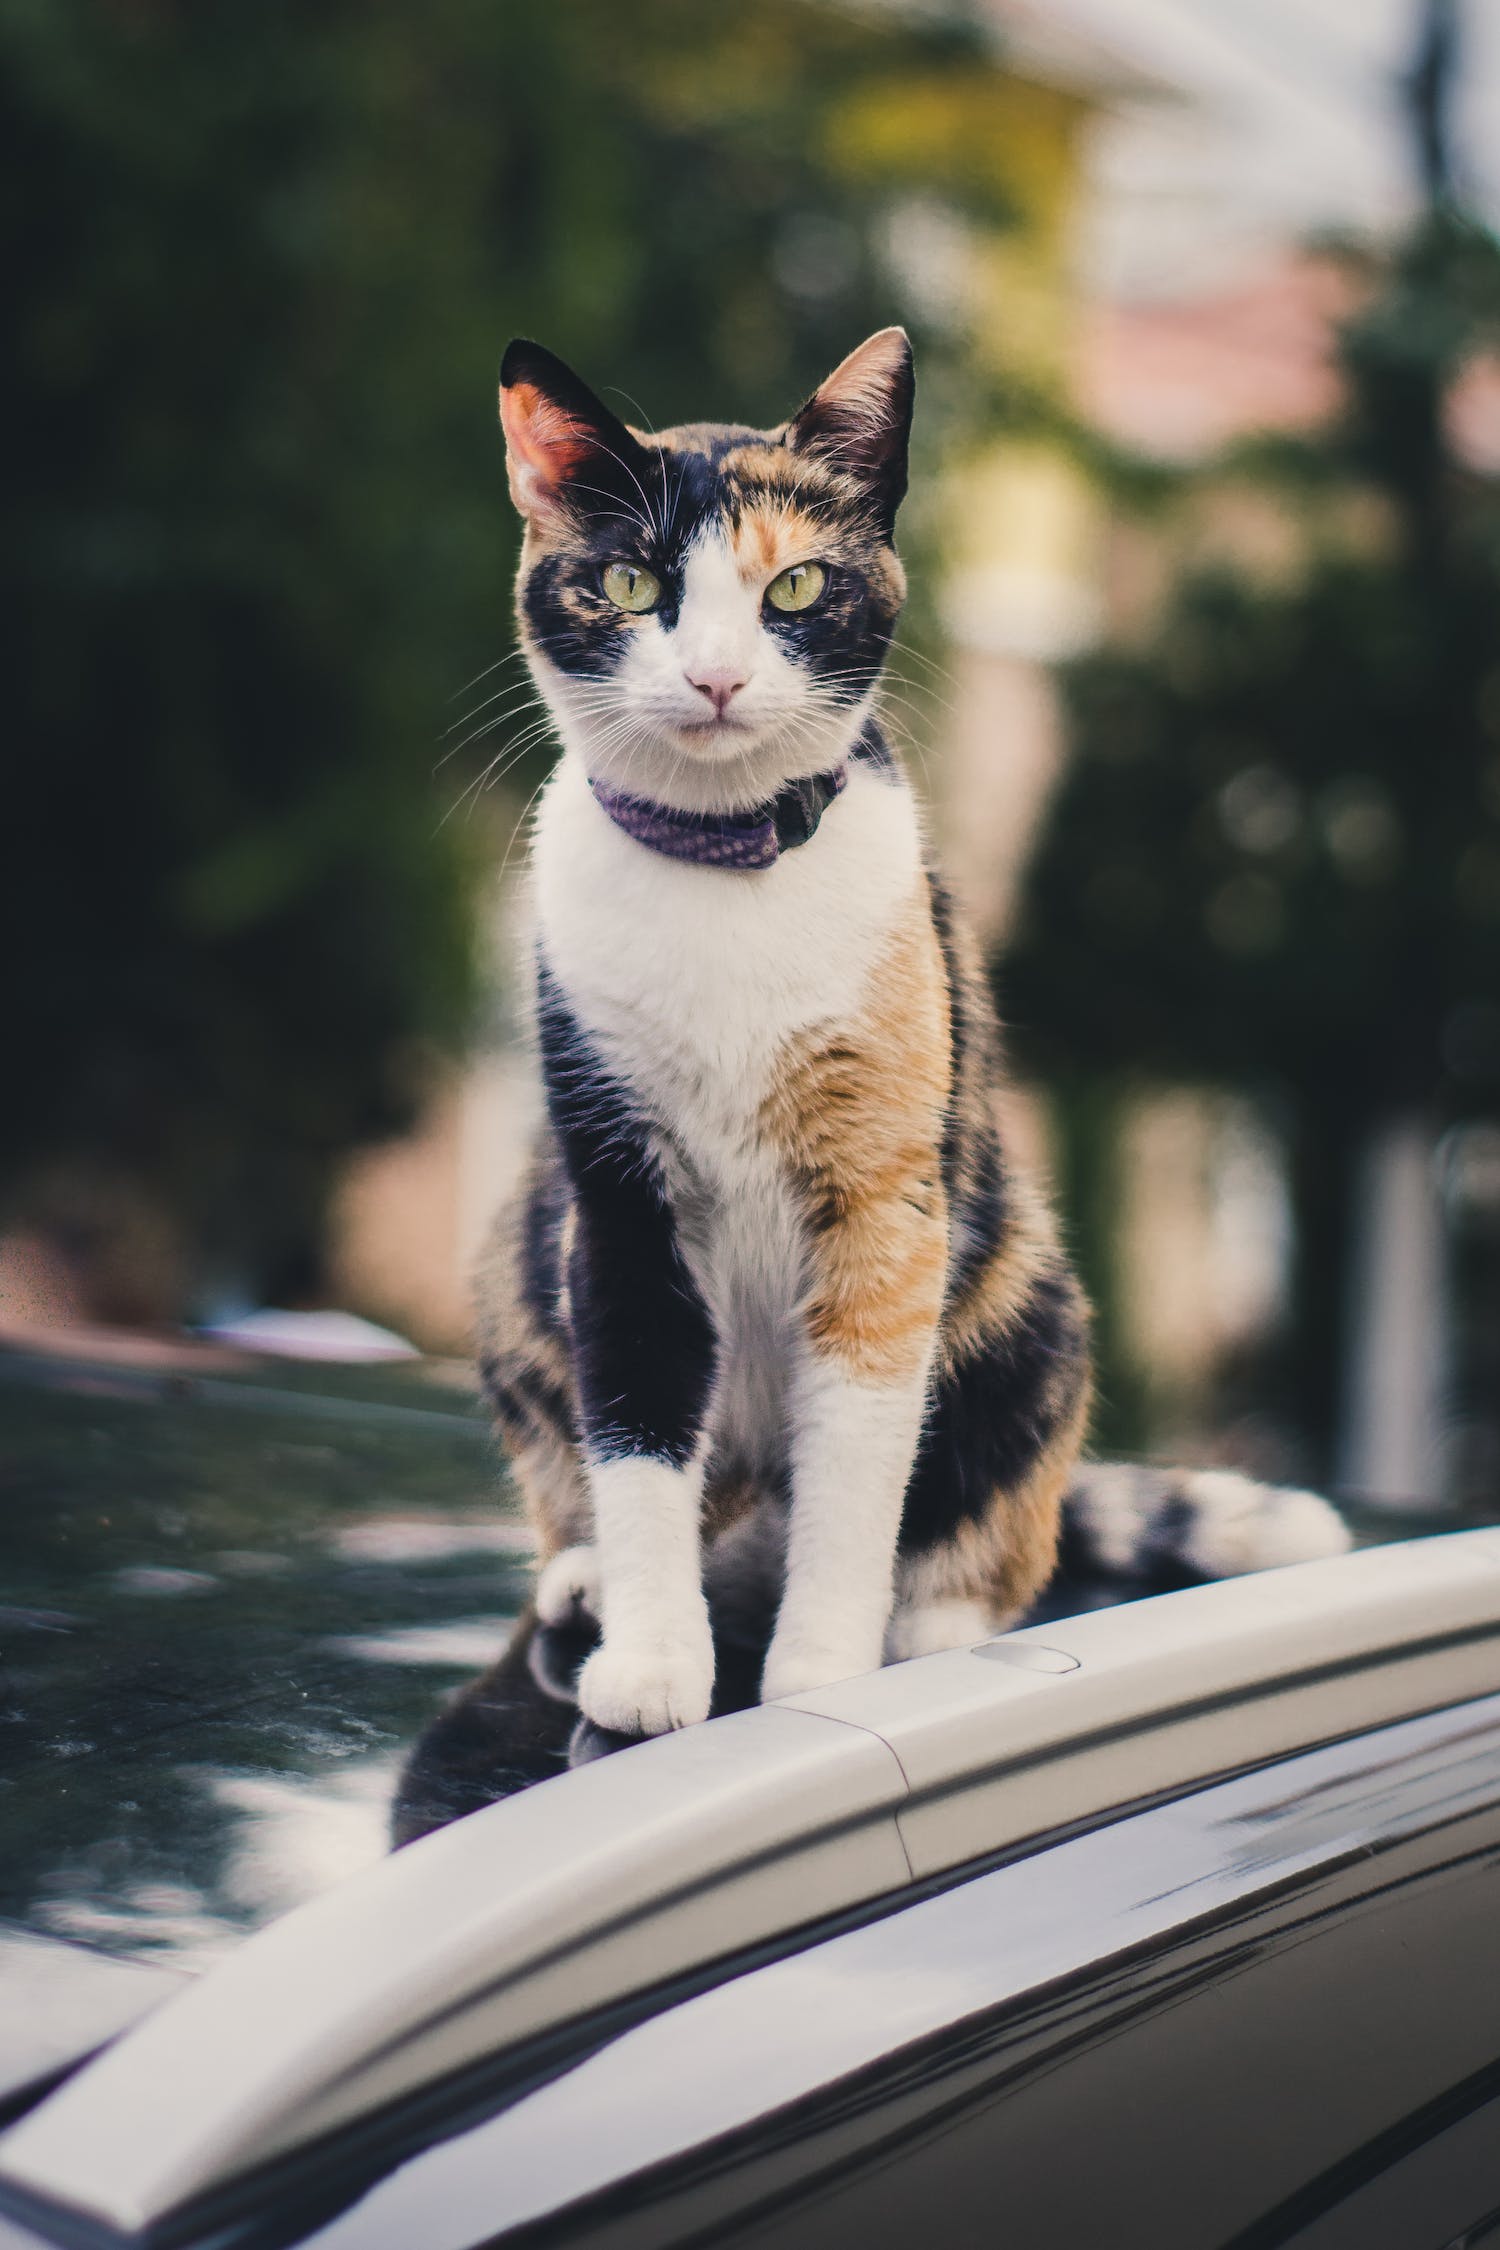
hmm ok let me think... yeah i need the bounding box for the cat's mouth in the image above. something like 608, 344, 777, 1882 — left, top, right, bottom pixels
673, 716, 755, 743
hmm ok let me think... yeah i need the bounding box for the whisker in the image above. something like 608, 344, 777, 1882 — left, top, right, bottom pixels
441, 682, 549, 748
436, 710, 567, 829
442, 694, 553, 765
498, 768, 559, 888
874, 632, 961, 690
444, 631, 579, 707
565, 480, 656, 542
445, 649, 526, 705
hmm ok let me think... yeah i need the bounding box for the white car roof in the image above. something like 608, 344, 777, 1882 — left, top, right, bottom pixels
4, 1530, 1500, 2239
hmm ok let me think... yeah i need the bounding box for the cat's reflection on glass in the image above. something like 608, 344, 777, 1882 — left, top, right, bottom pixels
391, 1599, 772, 1848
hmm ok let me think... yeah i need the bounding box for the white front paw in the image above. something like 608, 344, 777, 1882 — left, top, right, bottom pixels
577, 1631, 714, 1736
760, 1635, 877, 1703
536, 1542, 602, 1628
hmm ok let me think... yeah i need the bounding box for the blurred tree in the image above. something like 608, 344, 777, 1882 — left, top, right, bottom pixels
1004, 0, 1500, 1480
1, 0, 1014, 1318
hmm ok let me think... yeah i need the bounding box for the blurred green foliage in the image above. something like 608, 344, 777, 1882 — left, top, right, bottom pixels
1007, 209, 1500, 1472
2, 0, 999, 1312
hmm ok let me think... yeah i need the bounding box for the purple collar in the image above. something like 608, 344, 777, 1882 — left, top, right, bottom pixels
588, 766, 847, 870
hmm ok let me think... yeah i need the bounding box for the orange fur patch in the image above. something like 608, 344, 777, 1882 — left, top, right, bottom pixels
501, 383, 591, 475
500, 382, 601, 523
730, 496, 825, 585
765, 894, 952, 1384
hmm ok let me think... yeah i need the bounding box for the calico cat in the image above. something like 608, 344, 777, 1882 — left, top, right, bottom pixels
476, 328, 1346, 1741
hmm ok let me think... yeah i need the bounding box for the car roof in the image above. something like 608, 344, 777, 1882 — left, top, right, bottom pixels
0, 1338, 521, 1967
3, 1528, 1499, 2243
0, 1931, 184, 2115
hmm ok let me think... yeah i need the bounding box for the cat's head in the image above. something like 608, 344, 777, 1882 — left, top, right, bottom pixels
499, 331, 912, 812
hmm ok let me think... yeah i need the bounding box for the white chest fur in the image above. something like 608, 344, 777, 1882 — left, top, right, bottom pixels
530, 752, 925, 1470
530, 751, 923, 1137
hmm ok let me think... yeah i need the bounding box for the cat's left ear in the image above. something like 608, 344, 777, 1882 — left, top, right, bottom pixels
785, 327, 914, 535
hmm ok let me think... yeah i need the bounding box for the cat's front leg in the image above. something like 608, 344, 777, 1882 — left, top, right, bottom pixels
761, 1352, 935, 1702
576, 1456, 713, 1734
764, 1188, 946, 1703
539, 971, 717, 1736
760, 916, 950, 1705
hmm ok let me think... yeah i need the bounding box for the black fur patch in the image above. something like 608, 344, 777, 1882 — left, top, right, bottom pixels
1053, 1487, 1098, 1584
899, 1270, 1088, 1554
924, 870, 1013, 1306
487, 1355, 576, 1450
947, 1137, 1011, 1304
1140, 1488, 1213, 1589
851, 715, 897, 773
757, 560, 893, 703
519, 1147, 570, 1340
536, 965, 714, 1464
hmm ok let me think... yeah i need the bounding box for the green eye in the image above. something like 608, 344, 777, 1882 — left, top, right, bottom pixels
766, 560, 827, 614
602, 560, 661, 613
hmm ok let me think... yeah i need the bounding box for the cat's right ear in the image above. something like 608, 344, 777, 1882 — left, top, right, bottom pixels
499, 341, 646, 529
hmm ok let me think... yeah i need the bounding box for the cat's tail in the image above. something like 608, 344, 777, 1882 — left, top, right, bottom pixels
1058, 1462, 1352, 1590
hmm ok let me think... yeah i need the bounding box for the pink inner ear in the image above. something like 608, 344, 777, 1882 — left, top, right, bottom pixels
813, 334, 907, 428
500, 381, 592, 491
787, 329, 911, 491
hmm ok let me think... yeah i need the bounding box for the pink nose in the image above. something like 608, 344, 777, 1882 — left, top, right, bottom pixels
685, 669, 746, 719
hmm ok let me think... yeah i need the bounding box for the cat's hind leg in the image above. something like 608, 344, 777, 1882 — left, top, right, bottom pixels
473, 1151, 593, 1579
896, 1243, 1094, 1644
